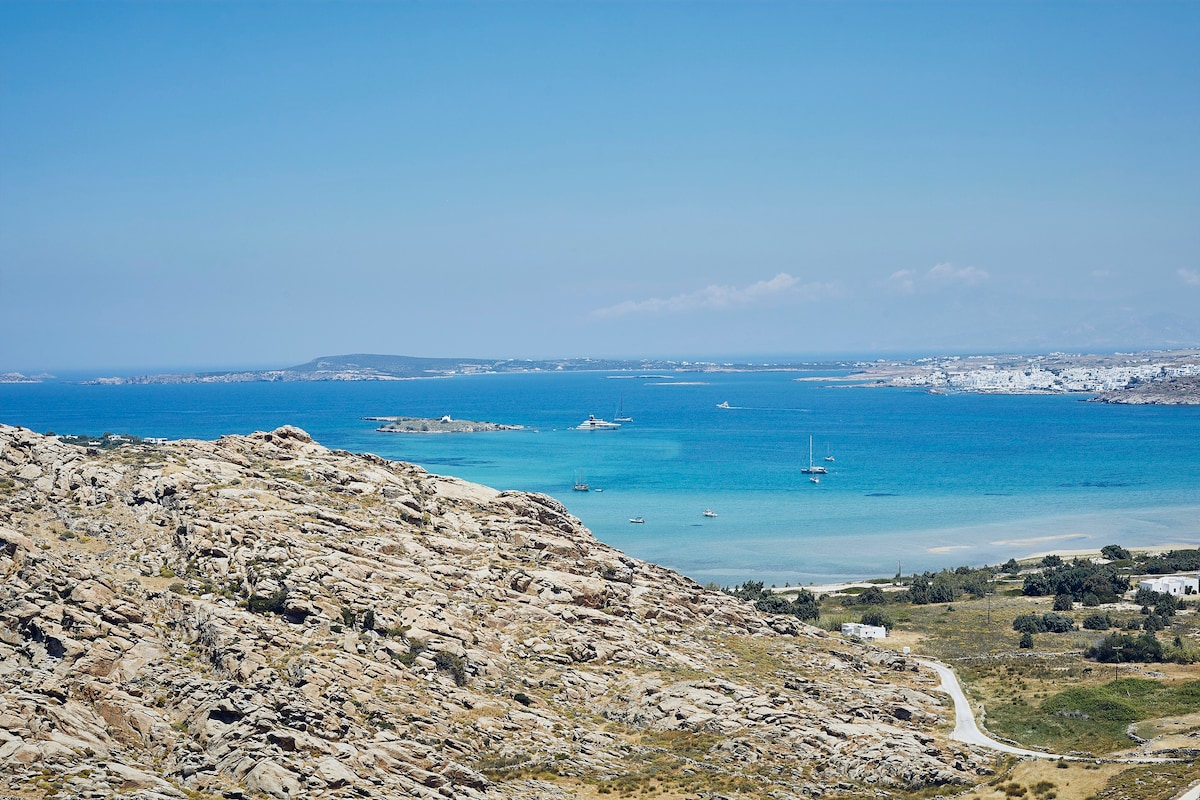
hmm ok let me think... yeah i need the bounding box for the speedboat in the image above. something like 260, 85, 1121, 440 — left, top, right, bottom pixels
629, 516, 645, 524
716, 401, 731, 409
702, 509, 718, 518
576, 415, 621, 430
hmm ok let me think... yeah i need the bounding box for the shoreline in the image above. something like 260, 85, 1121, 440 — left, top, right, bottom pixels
774, 541, 1200, 596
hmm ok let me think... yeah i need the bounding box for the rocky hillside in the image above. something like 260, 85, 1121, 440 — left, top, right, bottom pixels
0, 424, 986, 799
1089, 374, 1200, 405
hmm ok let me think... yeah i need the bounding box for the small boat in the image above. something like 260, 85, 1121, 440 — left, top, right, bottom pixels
824, 443, 835, 462
800, 436, 828, 475
572, 470, 589, 491
702, 509, 718, 518
629, 516, 645, 524
809, 476, 820, 485
576, 414, 621, 430
716, 401, 731, 409
613, 396, 633, 423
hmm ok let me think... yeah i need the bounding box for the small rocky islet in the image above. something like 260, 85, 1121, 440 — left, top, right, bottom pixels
0, 423, 985, 799
366, 416, 527, 434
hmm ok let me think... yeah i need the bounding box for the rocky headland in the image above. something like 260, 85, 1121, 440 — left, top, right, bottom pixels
0, 424, 987, 799
1088, 374, 1200, 405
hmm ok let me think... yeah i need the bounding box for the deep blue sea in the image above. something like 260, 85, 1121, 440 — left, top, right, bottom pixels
3, 371, 1198, 586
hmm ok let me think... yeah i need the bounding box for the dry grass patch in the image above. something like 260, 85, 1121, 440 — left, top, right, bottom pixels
959, 759, 1124, 800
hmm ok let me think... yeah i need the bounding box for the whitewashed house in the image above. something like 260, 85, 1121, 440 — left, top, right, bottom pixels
841, 622, 887, 640
1137, 575, 1199, 596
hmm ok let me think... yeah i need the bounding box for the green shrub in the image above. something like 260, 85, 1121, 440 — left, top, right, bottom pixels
247, 588, 288, 615
1041, 612, 1075, 633
860, 608, 893, 629
1100, 544, 1130, 561
433, 651, 468, 686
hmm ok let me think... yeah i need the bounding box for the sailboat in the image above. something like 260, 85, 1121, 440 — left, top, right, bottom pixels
613, 396, 633, 423
800, 436, 828, 476
824, 443, 835, 463
572, 470, 589, 491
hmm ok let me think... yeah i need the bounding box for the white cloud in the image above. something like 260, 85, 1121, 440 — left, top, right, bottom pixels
888, 269, 917, 294
593, 273, 834, 318
926, 262, 989, 285
887, 262, 988, 293
1179, 268, 1200, 287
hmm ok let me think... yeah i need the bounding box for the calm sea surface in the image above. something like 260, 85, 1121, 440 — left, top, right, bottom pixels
3, 371, 1198, 585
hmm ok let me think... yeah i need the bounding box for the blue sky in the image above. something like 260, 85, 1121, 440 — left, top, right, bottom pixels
1, 2, 1197, 372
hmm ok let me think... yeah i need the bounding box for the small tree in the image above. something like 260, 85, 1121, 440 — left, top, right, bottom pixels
1053, 593, 1074, 612
1101, 544, 1131, 561
857, 587, 887, 605
1019, 631, 1034, 649
1041, 612, 1076, 633
861, 608, 893, 629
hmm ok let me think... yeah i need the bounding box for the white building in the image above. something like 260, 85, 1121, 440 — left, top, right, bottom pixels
841, 622, 887, 640
1137, 575, 1199, 597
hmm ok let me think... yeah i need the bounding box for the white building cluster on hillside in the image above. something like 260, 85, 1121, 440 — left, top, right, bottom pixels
890, 359, 1200, 394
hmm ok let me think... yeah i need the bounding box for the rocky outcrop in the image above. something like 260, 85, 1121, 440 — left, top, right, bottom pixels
1089, 375, 1200, 405
0, 423, 985, 798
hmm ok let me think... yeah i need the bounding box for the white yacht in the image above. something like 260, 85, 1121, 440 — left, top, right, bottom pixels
716, 401, 731, 409
576, 415, 621, 430
702, 509, 718, 518
629, 516, 645, 524
613, 396, 633, 423
800, 436, 828, 475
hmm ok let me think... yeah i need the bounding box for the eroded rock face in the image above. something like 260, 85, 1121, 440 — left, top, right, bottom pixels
0, 424, 982, 798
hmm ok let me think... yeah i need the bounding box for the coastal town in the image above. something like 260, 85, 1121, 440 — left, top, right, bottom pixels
849, 349, 1200, 404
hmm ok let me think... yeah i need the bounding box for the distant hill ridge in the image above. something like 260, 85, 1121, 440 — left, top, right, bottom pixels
81, 353, 839, 384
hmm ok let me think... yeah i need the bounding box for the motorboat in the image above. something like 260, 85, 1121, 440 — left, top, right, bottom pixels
702, 509, 718, 518
629, 516, 645, 524
716, 401, 731, 409
576, 415, 621, 430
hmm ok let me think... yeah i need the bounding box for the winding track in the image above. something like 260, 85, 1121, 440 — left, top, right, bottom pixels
918, 659, 1062, 758
918, 659, 1200, 797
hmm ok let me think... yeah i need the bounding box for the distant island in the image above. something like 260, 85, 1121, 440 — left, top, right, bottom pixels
0, 371, 54, 384
78, 353, 843, 385
367, 415, 527, 434
24, 349, 1200, 404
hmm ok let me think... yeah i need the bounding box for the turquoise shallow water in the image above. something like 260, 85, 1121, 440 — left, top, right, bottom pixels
2, 371, 1198, 585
